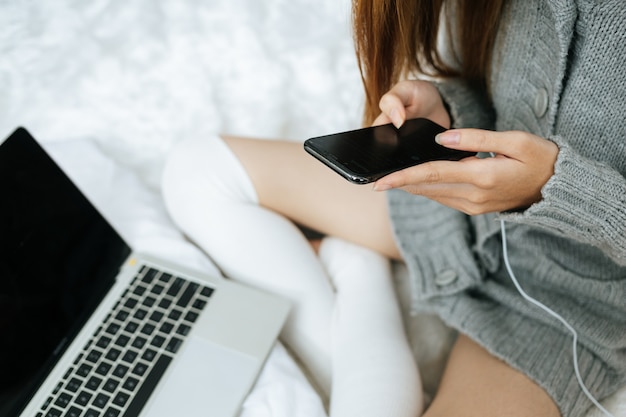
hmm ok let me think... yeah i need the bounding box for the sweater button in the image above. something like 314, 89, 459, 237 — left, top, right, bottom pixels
534, 88, 549, 118
435, 270, 458, 286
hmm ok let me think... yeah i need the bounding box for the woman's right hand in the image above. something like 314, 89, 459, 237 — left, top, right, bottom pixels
373, 80, 451, 129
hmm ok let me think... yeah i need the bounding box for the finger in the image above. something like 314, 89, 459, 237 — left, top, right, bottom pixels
372, 112, 392, 127
417, 195, 489, 216
398, 182, 477, 200
435, 129, 529, 159
417, 195, 478, 215
373, 159, 482, 191
378, 93, 406, 128
396, 184, 513, 216
378, 81, 427, 127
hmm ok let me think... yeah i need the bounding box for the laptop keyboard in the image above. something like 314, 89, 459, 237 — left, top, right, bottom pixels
36, 265, 214, 417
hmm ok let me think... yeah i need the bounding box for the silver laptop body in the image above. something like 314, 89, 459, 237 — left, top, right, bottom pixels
0, 127, 290, 417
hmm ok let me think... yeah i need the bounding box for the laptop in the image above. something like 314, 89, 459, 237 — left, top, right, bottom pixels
0, 127, 291, 417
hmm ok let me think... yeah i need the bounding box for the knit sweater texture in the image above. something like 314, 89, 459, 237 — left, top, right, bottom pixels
387, 1, 626, 416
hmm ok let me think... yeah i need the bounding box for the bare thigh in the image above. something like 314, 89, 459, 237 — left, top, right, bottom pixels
425, 334, 561, 417
223, 135, 401, 259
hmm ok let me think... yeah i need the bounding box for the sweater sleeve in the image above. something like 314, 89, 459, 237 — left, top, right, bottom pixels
434, 78, 496, 131
501, 135, 626, 266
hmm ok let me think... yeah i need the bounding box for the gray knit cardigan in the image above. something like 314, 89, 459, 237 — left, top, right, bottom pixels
387, 1, 626, 416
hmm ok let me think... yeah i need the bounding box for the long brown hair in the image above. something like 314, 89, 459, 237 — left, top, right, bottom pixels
352, 0, 505, 124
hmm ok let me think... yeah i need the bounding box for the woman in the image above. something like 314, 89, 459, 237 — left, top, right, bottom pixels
162, 0, 626, 416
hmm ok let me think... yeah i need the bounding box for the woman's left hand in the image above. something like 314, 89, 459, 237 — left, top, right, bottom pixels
372, 129, 559, 215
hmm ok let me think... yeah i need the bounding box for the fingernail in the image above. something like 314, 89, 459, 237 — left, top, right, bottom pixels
435, 131, 460, 145
373, 182, 392, 191
390, 109, 403, 128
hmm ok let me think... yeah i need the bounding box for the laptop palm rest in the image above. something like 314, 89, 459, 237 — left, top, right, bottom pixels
142, 336, 258, 417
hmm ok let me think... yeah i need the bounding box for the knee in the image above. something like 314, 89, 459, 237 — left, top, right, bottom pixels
161, 137, 207, 224
161, 136, 258, 227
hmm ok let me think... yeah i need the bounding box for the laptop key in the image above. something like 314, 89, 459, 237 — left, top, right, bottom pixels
150, 335, 166, 348
192, 298, 207, 310
158, 297, 172, 309
142, 296, 156, 308
42, 396, 54, 410
133, 285, 147, 297
166, 277, 184, 297
131, 336, 147, 350
122, 350, 138, 364
159, 321, 174, 334
114, 310, 129, 322
151, 283, 165, 295
63, 406, 82, 417
165, 337, 183, 354
54, 392, 72, 409
45, 408, 63, 417
141, 348, 157, 362
84, 408, 101, 417
176, 323, 191, 336
76, 364, 93, 378
95, 336, 112, 350
102, 379, 120, 393
104, 323, 121, 335
112, 391, 130, 408
95, 362, 112, 377
75, 390, 93, 406
133, 308, 148, 320
168, 309, 182, 321
65, 378, 82, 393
114, 334, 130, 347
52, 382, 63, 394
183, 311, 199, 323
122, 376, 140, 392
141, 268, 158, 284
112, 364, 129, 379
86, 376, 103, 391
124, 355, 172, 417
85, 349, 103, 363
148, 311, 164, 323
176, 282, 199, 308
131, 362, 149, 377
140, 323, 156, 336
103, 407, 121, 417
124, 298, 138, 309
105, 347, 122, 362
92, 393, 110, 409
158, 272, 173, 283
200, 286, 214, 297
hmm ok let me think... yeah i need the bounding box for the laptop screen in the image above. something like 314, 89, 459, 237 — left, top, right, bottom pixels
0, 128, 131, 416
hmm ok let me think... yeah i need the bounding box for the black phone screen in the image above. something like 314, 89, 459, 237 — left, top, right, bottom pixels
304, 118, 474, 184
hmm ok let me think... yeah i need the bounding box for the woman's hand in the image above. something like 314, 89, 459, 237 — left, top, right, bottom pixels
372, 129, 559, 215
373, 80, 451, 129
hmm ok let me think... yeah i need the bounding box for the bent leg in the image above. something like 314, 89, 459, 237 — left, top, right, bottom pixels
224, 136, 401, 260
319, 237, 422, 417
424, 334, 560, 417
162, 136, 336, 396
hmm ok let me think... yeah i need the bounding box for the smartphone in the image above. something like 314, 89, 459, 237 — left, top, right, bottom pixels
303, 118, 474, 184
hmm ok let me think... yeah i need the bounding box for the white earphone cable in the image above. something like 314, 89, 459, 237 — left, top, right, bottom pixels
499, 219, 614, 417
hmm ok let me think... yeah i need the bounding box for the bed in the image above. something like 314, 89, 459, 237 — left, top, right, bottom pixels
2, 1, 624, 416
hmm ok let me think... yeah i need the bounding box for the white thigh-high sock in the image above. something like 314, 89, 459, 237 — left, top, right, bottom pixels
162, 136, 334, 396
319, 237, 423, 417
